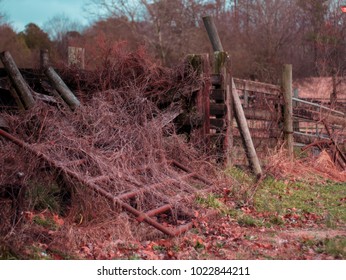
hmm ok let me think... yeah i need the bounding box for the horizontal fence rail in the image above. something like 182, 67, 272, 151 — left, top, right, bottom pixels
292, 97, 345, 116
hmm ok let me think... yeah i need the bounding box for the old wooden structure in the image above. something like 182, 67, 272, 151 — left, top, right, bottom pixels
186, 16, 346, 171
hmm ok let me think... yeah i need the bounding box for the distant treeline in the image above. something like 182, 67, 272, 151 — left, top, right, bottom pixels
1, 0, 346, 83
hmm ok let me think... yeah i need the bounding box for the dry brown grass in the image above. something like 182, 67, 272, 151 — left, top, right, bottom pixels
265, 148, 346, 183
0, 46, 219, 254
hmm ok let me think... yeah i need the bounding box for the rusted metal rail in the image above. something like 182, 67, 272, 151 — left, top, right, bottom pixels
0, 128, 210, 236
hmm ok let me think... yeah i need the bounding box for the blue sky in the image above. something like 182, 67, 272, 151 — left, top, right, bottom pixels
2, 0, 90, 31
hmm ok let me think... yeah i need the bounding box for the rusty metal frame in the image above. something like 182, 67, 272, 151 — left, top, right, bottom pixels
0, 129, 211, 236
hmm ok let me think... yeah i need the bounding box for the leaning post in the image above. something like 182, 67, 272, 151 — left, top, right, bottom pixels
202, 16, 224, 52
44, 67, 80, 110
0, 51, 35, 109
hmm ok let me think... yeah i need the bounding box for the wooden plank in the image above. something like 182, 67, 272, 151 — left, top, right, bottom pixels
233, 128, 280, 138
210, 118, 225, 129
234, 78, 281, 96
210, 103, 227, 116
210, 74, 222, 86
293, 132, 327, 145
210, 119, 226, 129
233, 136, 278, 147
0, 128, 194, 237
243, 108, 276, 121
210, 89, 225, 102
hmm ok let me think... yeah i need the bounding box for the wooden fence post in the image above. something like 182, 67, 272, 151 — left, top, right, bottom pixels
202, 16, 224, 52
225, 73, 233, 166
282, 64, 294, 158
44, 67, 80, 110
68, 46, 85, 69
40, 49, 49, 69
186, 54, 210, 147
0, 51, 35, 109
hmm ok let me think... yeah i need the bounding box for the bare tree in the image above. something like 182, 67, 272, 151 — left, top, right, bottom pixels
85, 0, 210, 64
43, 13, 85, 42
226, 0, 302, 82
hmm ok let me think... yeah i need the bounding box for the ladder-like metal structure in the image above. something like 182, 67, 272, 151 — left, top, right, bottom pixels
0, 129, 211, 236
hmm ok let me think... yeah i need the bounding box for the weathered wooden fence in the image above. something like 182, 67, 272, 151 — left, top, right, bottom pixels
189, 53, 346, 169
292, 97, 345, 145
232, 78, 283, 166
197, 16, 346, 171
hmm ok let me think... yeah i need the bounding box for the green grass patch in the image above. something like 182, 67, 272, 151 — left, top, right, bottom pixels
254, 177, 346, 226
33, 216, 59, 231
196, 194, 232, 216
152, 245, 166, 253
237, 214, 263, 227
26, 182, 62, 213
302, 236, 346, 259
321, 236, 346, 259
0, 245, 20, 260
225, 167, 255, 186
223, 167, 258, 206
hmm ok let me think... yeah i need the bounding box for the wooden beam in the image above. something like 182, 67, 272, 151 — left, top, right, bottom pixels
210, 103, 227, 116
0, 51, 35, 109
231, 78, 262, 177
210, 118, 225, 129
243, 108, 276, 121
210, 74, 223, 86
234, 78, 281, 96
202, 16, 224, 52
210, 89, 225, 102
44, 66, 80, 110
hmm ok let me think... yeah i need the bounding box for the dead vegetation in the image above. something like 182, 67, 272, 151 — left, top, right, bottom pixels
0, 46, 230, 256
0, 46, 345, 260
265, 147, 346, 184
